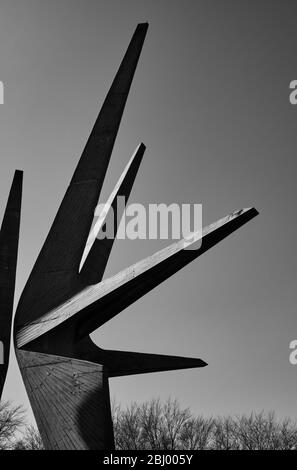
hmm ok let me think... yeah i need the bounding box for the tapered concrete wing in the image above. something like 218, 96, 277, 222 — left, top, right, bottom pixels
0, 171, 22, 398
14, 23, 258, 450
15, 24, 149, 334
16, 207, 258, 347
80, 142, 146, 283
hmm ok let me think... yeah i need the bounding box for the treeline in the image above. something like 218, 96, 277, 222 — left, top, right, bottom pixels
0, 398, 296, 450
113, 398, 297, 450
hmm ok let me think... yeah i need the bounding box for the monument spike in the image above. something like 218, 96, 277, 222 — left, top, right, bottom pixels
15, 207, 258, 348
76, 208, 258, 339
75, 346, 207, 377
79, 142, 145, 282
15, 23, 148, 331
72, 24, 148, 184
0, 170, 22, 397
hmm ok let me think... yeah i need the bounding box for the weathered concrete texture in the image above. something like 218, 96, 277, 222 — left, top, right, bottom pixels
0, 170, 22, 398
17, 349, 114, 450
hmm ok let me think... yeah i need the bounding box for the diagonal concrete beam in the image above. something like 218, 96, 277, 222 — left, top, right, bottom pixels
16, 207, 258, 348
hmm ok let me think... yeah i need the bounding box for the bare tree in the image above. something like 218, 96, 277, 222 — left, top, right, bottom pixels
113, 401, 144, 450
234, 412, 297, 450
0, 401, 25, 449
139, 399, 166, 450
180, 416, 214, 450
278, 417, 297, 450
13, 425, 44, 450
113, 398, 192, 450
160, 399, 191, 449
211, 416, 239, 450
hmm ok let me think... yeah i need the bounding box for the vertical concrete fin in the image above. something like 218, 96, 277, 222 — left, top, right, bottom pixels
79, 142, 145, 283
28, 23, 148, 278
15, 24, 148, 329
72, 23, 148, 184
0, 170, 23, 397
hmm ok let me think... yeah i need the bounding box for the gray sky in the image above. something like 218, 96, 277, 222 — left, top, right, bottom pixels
0, 0, 297, 425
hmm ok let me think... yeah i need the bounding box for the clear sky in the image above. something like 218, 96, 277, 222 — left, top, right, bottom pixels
0, 0, 296, 425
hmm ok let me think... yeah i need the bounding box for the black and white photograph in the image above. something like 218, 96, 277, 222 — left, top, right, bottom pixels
0, 0, 296, 459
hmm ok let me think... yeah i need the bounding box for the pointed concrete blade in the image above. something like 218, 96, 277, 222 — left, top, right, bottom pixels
79, 143, 145, 283
80, 348, 207, 377
16, 207, 258, 347
15, 23, 148, 334
0, 170, 22, 397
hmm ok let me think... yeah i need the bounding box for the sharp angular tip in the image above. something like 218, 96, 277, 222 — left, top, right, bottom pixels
134, 142, 146, 155
136, 23, 149, 34
11, 171, 23, 194
243, 207, 259, 217
232, 207, 259, 218
250, 207, 259, 216
13, 170, 23, 182
9, 170, 23, 204
139, 142, 146, 151
179, 357, 208, 370
191, 358, 208, 368
131, 142, 146, 162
